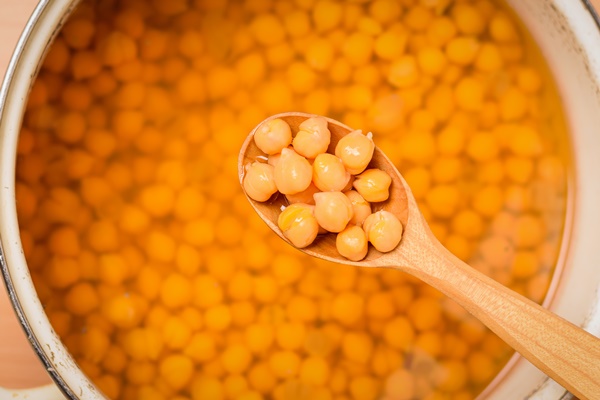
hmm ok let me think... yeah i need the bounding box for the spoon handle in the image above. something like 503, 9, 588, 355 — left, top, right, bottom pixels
396, 237, 600, 400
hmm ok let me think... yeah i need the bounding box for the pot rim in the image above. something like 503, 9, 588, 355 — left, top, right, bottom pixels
0, 0, 103, 398
585, 0, 600, 28
1, 1, 599, 400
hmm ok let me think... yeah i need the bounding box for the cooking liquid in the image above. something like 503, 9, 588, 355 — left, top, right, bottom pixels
15, 0, 569, 399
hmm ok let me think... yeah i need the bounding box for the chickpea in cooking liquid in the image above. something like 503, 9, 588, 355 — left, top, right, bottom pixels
312, 153, 351, 192
278, 203, 319, 248
17, 0, 569, 398
243, 162, 278, 202
363, 210, 404, 253
353, 168, 392, 202
335, 130, 375, 174
273, 147, 313, 195
313, 191, 354, 233
292, 116, 331, 159
336, 225, 369, 261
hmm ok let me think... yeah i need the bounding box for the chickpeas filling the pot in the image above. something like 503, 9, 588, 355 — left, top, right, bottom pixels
15, 0, 569, 399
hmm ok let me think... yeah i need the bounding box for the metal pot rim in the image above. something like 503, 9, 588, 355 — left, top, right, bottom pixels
1, 1, 599, 399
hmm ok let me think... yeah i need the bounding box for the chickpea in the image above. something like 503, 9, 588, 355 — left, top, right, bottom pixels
345, 190, 372, 226
254, 118, 293, 155
385, 369, 415, 399
267, 146, 295, 167
285, 182, 320, 205
313, 191, 354, 233
312, 153, 351, 192
243, 162, 278, 202
278, 203, 319, 248
343, 175, 356, 192
274, 148, 313, 195
299, 356, 330, 386
336, 225, 369, 261
268, 153, 281, 167
335, 130, 375, 174
293, 116, 331, 159
363, 210, 403, 252
353, 168, 392, 202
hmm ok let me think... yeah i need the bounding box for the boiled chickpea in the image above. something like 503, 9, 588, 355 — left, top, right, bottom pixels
336, 225, 369, 261
274, 148, 313, 195
267, 146, 295, 167
335, 130, 375, 174
312, 153, 351, 192
268, 152, 281, 167
278, 203, 319, 248
254, 118, 293, 155
353, 168, 392, 202
313, 191, 354, 233
344, 190, 372, 226
343, 175, 355, 192
292, 116, 331, 159
243, 162, 278, 202
285, 182, 320, 205
363, 210, 403, 252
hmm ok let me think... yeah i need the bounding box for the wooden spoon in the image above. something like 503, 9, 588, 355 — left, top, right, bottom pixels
239, 112, 600, 399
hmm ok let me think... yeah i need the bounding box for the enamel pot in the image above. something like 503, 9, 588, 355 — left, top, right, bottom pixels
1, 0, 599, 399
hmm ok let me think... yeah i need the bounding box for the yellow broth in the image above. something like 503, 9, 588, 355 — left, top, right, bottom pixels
15, 0, 569, 399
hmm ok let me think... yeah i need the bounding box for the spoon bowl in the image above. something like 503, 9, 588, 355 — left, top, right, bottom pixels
239, 112, 410, 264
239, 112, 600, 400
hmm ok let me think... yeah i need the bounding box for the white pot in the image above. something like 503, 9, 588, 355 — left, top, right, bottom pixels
1, 0, 599, 399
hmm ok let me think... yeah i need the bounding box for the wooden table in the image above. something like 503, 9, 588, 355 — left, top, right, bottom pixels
1, 0, 600, 392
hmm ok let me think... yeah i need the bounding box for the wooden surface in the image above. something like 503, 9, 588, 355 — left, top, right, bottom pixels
1, 0, 600, 392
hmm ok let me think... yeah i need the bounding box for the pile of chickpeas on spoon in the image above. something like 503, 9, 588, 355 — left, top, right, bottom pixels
242, 115, 403, 261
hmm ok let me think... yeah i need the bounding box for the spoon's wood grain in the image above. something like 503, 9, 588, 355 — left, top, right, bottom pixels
239, 112, 600, 400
